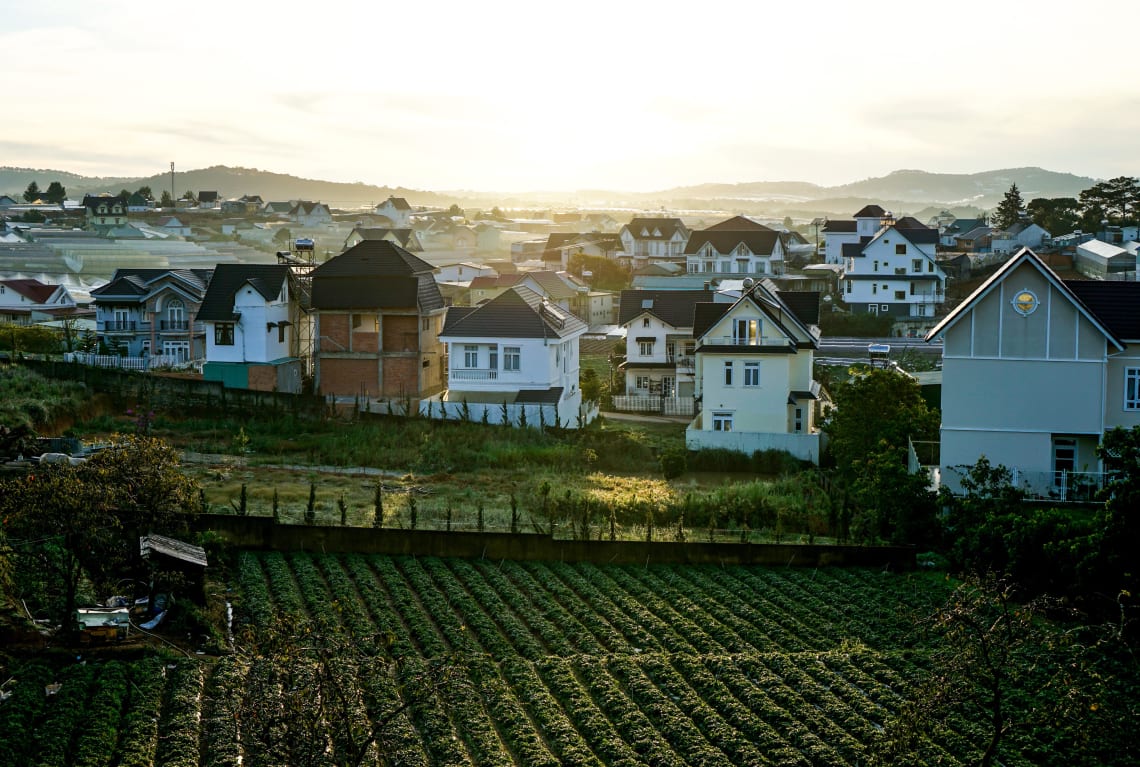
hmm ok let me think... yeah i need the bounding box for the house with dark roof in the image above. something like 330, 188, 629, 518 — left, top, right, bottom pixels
938, 217, 986, 248
374, 196, 413, 228
310, 240, 446, 405
343, 226, 423, 253
127, 192, 154, 213
199, 264, 303, 393
616, 289, 714, 409
926, 247, 1140, 496
0, 278, 77, 325
290, 201, 332, 227
90, 268, 213, 361
197, 191, 220, 210
684, 217, 787, 278
425, 286, 592, 427
840, 223, 946, 323
991, 220, 1050, 254
541, 232, 622, 270
82, 194, 128, 229
263, 201, 294, 217
618, 217, 690, 265
686, 280, 823, 463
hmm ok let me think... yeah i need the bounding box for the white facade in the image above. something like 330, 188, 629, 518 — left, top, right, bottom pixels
687, 287, 822, 463
205, 279, 292, 364
619, 220, 689, 259
622, 312, 696, 397
842, 227, 946, 319
685, 239, 785, 276
374, 198, 412, 228
435, 262, 496, 284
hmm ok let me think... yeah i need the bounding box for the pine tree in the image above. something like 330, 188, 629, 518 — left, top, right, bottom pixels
993, 183, 1024, 230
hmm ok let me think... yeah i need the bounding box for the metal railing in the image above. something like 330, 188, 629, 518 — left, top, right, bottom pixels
100, 320, 138, 332
160, 319, 190, 331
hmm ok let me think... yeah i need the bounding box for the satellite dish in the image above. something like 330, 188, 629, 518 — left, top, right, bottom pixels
742, 277, 755, 290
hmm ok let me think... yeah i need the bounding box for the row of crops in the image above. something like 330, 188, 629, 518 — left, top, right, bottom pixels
0, 554, 1018, 766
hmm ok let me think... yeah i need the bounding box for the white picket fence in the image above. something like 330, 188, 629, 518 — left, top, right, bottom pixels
65, 352, 204, 373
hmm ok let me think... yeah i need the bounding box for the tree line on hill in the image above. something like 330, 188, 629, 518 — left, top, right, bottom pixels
998, 176, 1139, 235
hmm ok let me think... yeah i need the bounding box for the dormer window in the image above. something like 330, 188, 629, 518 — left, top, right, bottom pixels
640, 228, 649, 236
652, 228, 662, 237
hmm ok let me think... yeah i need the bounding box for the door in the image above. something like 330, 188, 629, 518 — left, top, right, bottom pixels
1053, 437, 1076, 487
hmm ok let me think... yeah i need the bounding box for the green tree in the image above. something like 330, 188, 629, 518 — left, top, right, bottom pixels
992, 183, 1024, 230
135, 185, 153, 199
1026, 197, 1081, 236
21, 181, 40, 203
823, 368, 939, 470
180, 190, 197, 204
44, 181, 67, 204
0, 436, 199, 632
1079, 176, 1139, 226
567, 253, 632, 291
159, 189, 174, 207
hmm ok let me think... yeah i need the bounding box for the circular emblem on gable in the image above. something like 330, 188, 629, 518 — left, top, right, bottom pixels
1012, 288, 1038, 316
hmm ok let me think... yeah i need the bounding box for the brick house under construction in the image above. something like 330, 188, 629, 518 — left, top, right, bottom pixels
310, 240, 446, 402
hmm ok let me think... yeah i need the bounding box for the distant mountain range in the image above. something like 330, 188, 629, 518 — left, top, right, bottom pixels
0, 165, 1101, 218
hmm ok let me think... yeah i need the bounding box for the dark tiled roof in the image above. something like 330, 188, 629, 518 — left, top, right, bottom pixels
704, 215, 774, 232
91, 268, 212, 299
312, 241, 441, 311
470, 274, 524, 290
82, 194, 127, 211
350, 227, 416, 248
523, 270, 578, 300
442, 286, 586, 339
197, 264, 291, 322
842, 242, 864, 258
893, 216, 930, 230
198, 191, 219, 203
623, 217, 687, 240
823, 220, 857, 233
777, 291, 821, 325
383, 197, 411, 210
1064, 280, 1140, 341
853, 204, 888, 218
617, 289, 711, 328
897, 227, 939, 245
684, 230, 782, 256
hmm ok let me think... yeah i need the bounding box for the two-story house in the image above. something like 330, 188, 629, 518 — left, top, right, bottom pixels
0, 279, 77, 325
373, 196, 413, 228
83, 194, 128, 229
841, 223, 946, 320
618, 217, 690, 267
290, 201, 332, 227
90, 268, 212, 361
687, 280, 823, 463
617, 289, 713, 408
927, 247, 1140, 497
310, 240, 446, 406
199, 264, 303, 393
991, 220, 1050, 255
684, 216, 786, 277
427, 286, 591, 428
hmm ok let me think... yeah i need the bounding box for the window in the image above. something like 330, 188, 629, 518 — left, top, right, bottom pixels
635, 375, 650, 390
1126, 368, 1140, 410
873, 260, 879, 272
743, 361, 759, 387
639, 340, 654, 356
881, 304, 889, 312
928, 261, 935, 272
422, 317, 430, 331
504, 346, 520, 371
734, 318, 760, 344
215, 322, 234, 346
489, 346, 498, 370
464, 345, 478, 367
712, 412, 733, 431
872, 284, 878, 295
846, 280, 852, 294
896, 244, 907, 255
912, 259, 922, 272
894, 290, 905, 300
794, 407, 804, 432
723, 361, 733, 386
642, 317, 650, 327
277, 324, 286, 343
352, 313, 377, 331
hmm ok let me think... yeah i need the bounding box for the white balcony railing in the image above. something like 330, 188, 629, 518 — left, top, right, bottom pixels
451, 368, 500, 382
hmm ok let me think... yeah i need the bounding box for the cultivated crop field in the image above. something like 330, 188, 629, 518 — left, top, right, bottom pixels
2, 554, 1047, 767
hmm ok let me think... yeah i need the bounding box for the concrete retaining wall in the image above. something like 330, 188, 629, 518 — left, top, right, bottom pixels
199, 514, 915, 569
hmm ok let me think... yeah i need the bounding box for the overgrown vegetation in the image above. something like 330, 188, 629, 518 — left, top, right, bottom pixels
0, 365, 90, 431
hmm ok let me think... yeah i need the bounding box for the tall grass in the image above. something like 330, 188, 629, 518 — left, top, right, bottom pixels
0, 366, 89, 430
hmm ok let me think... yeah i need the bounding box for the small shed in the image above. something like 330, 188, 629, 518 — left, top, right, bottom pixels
140, 534, 208, 604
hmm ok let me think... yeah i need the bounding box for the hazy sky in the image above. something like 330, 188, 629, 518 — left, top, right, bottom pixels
4, 0, 1138, 192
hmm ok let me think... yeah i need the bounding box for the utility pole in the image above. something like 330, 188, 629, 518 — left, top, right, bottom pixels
170, 162, 175, 210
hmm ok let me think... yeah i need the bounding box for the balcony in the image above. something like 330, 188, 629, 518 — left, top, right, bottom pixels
700, 335, 788, 348
160, 319, 189, 331
451, 369, 500, 382
100, 320, 138, 332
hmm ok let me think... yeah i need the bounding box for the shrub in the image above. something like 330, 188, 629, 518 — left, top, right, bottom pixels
659, 449, 687, 480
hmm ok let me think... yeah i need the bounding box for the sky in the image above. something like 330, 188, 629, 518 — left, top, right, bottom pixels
3, 0, 1138, 193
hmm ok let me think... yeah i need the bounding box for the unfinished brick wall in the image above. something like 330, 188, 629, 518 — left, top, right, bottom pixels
318, 357, 379, 397
318, 313, 350, 350
382, 355, 420, 397
382, 314, 418, 352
